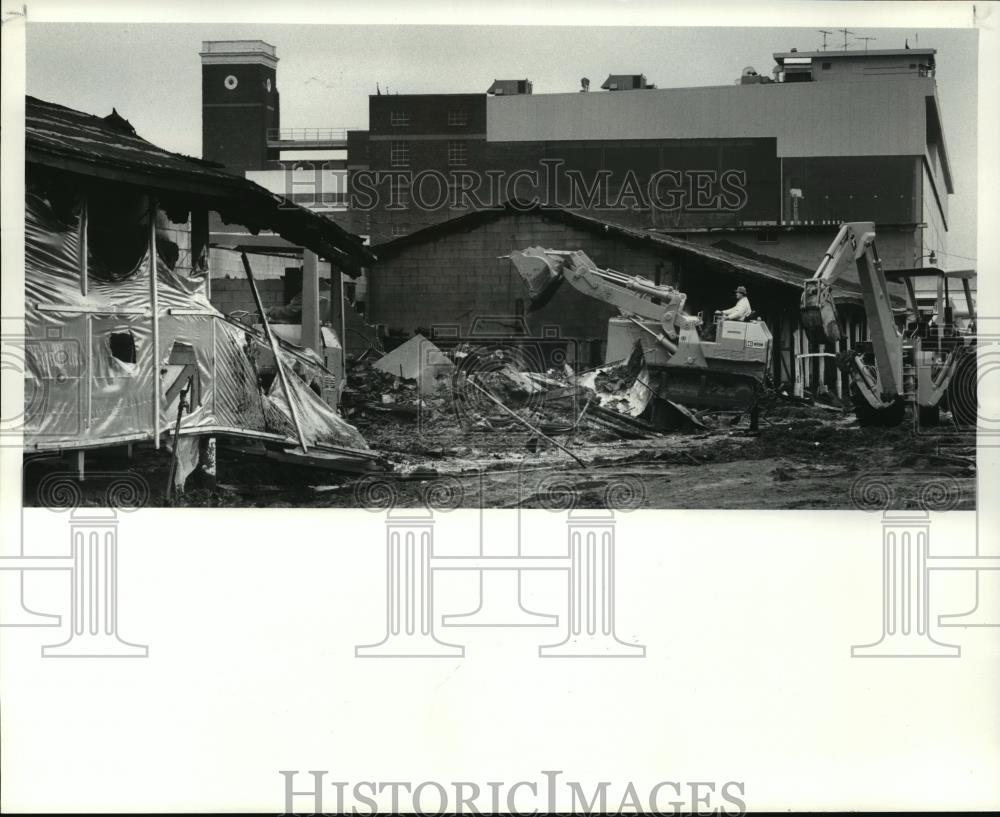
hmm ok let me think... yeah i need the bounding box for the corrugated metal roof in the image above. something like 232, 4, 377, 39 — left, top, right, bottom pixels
25, 96, 374, 272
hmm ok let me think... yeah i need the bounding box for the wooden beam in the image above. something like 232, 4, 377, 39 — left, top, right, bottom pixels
241, 252, 310, 453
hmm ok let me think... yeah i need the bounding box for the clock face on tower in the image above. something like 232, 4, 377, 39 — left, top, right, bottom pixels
224, 74, 238, 90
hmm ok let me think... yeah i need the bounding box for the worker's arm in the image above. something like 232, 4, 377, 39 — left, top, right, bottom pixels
721, 299, 751, 320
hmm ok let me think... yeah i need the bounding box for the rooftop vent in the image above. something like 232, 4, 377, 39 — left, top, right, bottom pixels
600, 74, 655, 91
487, 79, 533, 96
739, 65, 772, 85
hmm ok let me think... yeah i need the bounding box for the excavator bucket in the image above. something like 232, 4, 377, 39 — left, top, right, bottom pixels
508, 248, 566, 311
800, 279, 843, 345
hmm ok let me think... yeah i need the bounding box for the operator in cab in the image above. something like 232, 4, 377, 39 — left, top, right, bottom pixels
719, 285, 752, 321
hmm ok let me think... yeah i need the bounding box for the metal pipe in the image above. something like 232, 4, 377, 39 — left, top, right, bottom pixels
149, 196, 161, 449
466, 378, 586, 468
241, 251, 310, 453
625, 316, 678, 355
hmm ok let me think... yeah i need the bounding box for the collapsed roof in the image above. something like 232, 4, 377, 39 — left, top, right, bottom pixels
25, 95, 375, 273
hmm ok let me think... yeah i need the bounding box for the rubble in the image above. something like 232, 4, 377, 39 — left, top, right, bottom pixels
372, 333, 454, 394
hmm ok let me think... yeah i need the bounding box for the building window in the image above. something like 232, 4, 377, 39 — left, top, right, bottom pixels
756, 228, 778, 244
448, 110, 468, 126
448, 140, 468, 167
390, 141, 410, 168
390, 111, 410, 127
392, 176, 411, 208
391, 223, 408, 237
822, 62, 832, 70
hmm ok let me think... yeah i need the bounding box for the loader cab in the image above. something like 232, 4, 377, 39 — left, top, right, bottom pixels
711, 318, 772, 367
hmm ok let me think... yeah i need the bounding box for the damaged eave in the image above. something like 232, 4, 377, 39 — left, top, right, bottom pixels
25, 95, 376, 272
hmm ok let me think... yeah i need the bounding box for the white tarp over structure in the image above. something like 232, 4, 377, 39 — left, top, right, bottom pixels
23, 185, 369, 456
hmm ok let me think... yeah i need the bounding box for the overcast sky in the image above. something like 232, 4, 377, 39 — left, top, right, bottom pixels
25, 23, 978, 266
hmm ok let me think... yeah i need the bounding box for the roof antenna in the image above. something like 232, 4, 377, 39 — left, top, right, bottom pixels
855, 35, 877, 53
818, 30, 833, 51
838, 28, 854, 50
376, 82, 381, 95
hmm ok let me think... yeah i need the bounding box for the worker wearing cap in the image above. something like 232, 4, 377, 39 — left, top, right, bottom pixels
720, 285, 752, 321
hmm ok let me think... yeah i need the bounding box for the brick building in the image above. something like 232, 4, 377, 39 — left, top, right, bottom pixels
344, 45, 953, 304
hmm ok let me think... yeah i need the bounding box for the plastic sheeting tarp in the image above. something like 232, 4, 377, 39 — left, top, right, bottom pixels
23, 185, 369, 455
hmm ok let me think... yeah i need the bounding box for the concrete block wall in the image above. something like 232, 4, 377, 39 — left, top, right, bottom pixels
369, 212, 686, 343
209, 247, 289, 280
156, 212, 194, 277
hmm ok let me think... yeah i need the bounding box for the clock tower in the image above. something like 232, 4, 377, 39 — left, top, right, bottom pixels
200, 40, 280, 175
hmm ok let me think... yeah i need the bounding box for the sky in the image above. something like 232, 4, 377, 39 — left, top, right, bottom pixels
24, 23, 979, 266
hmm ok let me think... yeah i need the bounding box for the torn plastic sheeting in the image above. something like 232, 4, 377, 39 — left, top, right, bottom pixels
264, 364, 369, 452
23, 186, 368, 455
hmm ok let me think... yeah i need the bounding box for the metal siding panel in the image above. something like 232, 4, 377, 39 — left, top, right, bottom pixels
488, 79, 933, 159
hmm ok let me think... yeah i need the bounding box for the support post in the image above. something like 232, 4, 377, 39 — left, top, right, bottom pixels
241, 252, 309, 452
84, 316, 92, 430
792, 327, 803, 397
301, 249, 321, 354
149, 196, 161, 449
339, 266, 348, 374
79, 196, 88, 296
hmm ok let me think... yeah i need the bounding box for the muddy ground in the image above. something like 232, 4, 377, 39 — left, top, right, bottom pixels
23, 401, 976, 510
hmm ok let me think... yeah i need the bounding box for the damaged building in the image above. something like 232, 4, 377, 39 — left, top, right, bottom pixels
22, 95, 377, 493
367, 201, 873, 398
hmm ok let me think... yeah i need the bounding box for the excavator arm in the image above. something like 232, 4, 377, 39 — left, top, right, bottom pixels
800, 221, 904, 403
508, 247, 696, 341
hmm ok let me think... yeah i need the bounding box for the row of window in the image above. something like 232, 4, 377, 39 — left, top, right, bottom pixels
389, 141, 468, 168
389, 110, 469, 127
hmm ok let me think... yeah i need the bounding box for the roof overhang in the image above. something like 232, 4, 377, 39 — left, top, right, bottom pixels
26, 96, 375, 273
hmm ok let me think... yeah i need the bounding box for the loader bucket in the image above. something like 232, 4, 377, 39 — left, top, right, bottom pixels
509, 248, 566, 311
800, 279, 842, 345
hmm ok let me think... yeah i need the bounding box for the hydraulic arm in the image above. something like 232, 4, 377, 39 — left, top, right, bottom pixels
800, 221, 904, 401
